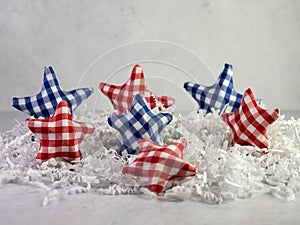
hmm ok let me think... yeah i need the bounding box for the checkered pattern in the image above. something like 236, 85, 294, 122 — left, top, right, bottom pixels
12, 66, 93, 118
184, 63, 261, 113
108, 94, 173, 155
122, 138, 196, 194
27, 101, 95, 163
221, 88, 280, 150
100, 64, 175, 114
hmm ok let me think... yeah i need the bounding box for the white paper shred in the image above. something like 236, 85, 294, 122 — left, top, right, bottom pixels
0, 108, 300, 205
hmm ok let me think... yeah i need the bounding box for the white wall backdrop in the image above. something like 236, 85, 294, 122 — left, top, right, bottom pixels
0, 0, 299, 113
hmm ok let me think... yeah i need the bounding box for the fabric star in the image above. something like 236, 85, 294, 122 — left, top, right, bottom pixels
108, 94, 173, 155
184, 63, 261, 113
100, 64, 175, 114
122, 138, 196, 194
27, 101, 95, 163
12, 66, 93, 118
221, 88, 280, 150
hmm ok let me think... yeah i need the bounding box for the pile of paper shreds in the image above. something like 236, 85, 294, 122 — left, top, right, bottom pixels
0, 108, 300, 206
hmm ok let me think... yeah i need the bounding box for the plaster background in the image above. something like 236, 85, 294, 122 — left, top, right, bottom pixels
0, 0, 299, 113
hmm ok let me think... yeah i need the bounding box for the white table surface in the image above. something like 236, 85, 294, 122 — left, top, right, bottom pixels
1, 111, 300, 225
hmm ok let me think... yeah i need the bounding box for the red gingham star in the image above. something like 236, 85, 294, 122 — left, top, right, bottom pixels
100, 64, 175, 114
221, 88, 280, 150
122, 138, 196, 194
27, 101, 95, 163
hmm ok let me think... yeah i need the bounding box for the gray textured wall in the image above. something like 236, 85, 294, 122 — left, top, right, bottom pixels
0, 0, 299, 113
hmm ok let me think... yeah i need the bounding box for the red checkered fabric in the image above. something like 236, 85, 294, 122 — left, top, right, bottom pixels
100, 64, 175, 114
27, 101, 95, 163
122, 138, 196, 194
221, 88, 280, 150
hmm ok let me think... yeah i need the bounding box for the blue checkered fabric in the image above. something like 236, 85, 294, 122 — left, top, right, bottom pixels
184, 63, 260, 113
12, 66, 93, 118
108, 94, 173, 155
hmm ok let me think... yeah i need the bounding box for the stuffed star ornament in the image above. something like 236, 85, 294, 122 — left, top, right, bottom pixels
184, 63, 261, 113
122, 138, 196, 194
12, 66, 93, 118
100, 64, 175, 114
108, 94, 173, 155
221, 88, 280, 150
27, 101, 95, 163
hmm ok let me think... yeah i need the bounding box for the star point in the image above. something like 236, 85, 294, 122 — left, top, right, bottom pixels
108, 94, 173, 155
100, 64, 175, 114
27, 100, 95, 163
221, 88, 280, 149
122, 138, 196, 194
12, 66, 93, 118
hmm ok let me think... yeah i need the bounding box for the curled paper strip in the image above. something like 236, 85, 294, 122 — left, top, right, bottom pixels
0, 108, 299, 205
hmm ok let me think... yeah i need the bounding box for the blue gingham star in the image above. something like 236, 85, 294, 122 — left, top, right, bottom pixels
12, 66, 93, 118
108, 94, 173, 155
184, 63, 244, 113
